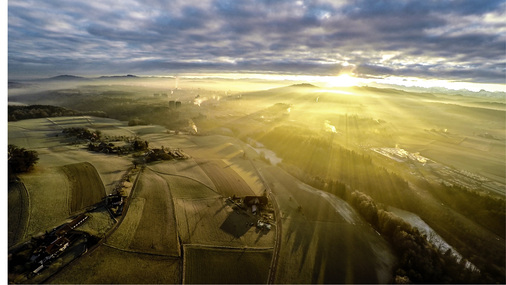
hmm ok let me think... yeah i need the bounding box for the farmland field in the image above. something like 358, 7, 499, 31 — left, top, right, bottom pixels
420, 140, 505, 183
259, 164, 396, 284
141, 133, 199, 149
183, 245, 272, 284
195, 159, 255, 197
62, 162, 105, 213
106, 168, 179, 256
49, 245, 181, 284
147, 159, 217, 192
18, 166, 71, 236
128, 169, 180, 256
174, 197, 275, 247
8, 182, 29, 247
158, 174, 219, 200
34, 149, 133, 194
223, 158, 266, 196
8, 75, 506, 284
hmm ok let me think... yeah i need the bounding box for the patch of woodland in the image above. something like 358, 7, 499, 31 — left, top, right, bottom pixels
8, 145, 39, 181
8, 105, 106, 121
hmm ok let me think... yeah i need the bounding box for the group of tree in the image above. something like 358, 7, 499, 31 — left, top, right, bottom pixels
255, 125, 410, 206
8, 105, 106, 121
320, 177, 506, 284
128, 118, 149, 126
8, 145, 38, 181
350, 191, 483, 283
429, 182, 505, 237
87, 138, 148, 154
62, 127, 101, 141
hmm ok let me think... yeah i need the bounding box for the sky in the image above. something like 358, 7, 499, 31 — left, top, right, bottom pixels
7, 0, 506, 91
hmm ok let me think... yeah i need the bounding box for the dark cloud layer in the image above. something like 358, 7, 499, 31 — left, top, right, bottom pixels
8, 0, 506, 84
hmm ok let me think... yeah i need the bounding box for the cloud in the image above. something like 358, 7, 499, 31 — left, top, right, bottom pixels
8, 0, 506, 85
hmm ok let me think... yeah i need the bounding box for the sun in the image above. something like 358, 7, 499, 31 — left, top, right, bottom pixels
324, 73, 361, 88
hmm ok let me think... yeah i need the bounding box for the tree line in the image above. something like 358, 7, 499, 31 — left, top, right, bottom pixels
8, 105, 106, 121
322, 180, 482, 283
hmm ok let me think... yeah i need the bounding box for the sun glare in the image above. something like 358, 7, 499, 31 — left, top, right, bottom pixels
321, 73, 361, 88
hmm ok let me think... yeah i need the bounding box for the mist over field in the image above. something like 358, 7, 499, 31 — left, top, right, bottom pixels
7, 0, 506, 283
7, 75, 505, 284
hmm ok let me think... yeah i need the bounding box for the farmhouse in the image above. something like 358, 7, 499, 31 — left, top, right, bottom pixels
243, 196, 268, 215
28, 214, 89, 275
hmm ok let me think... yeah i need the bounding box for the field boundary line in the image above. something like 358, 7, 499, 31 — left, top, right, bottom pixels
13, 181, 31, 245
101, 243, 181, 258
159, 171, 183, 258
146, 166, 221, 196
184, 244, 274, 251
46, 117, 64, 129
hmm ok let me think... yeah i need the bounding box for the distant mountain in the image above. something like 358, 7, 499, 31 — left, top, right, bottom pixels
98, 74, 138, 79
8, 81, 31, 88
369, 82, 506, 99
289, 83, 319, 88
240, 83, 321, 101
49, 75, 87, 80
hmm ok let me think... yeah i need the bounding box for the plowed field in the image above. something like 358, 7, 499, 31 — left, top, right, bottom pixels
195, 159, 254, 197
183, 245, 272, 284
8, 181, 29, 247
106, 169, 179, 256
62, 162, 105, 213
